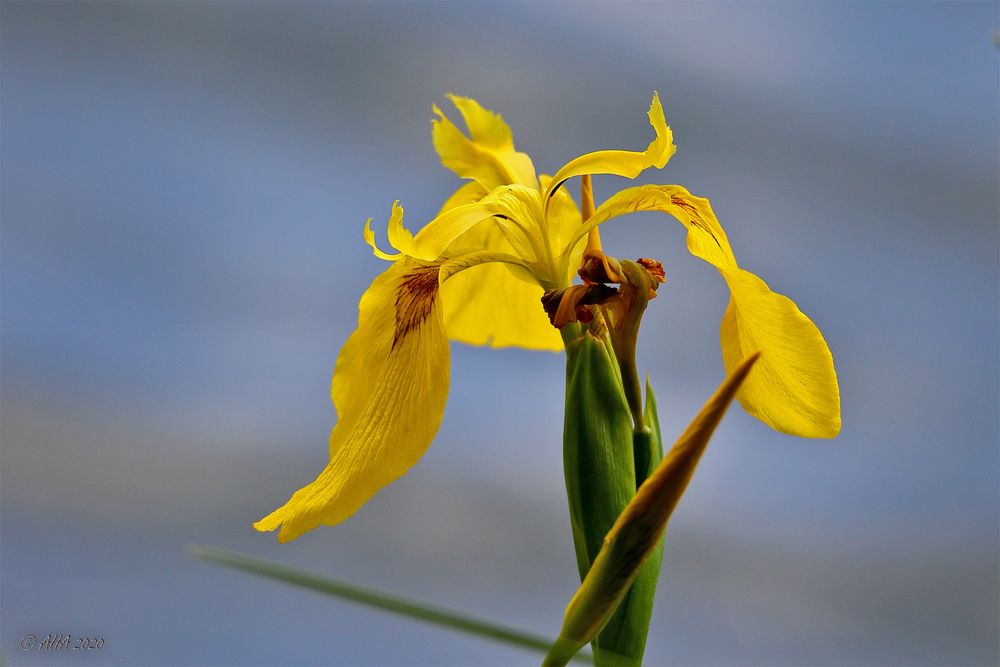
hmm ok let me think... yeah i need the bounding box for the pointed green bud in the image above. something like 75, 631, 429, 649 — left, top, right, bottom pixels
545, 352, 762, 667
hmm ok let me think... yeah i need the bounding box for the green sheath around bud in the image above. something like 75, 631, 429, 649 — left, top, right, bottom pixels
590, 380, 665, 665
545, 353, 761, 667
560, 328, 663, 666
562, 327, 637, 585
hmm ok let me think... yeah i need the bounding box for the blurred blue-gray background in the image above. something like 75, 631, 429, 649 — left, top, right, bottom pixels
2, 2, 997, 665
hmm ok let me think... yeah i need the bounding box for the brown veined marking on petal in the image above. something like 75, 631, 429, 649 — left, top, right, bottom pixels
393, 264, 442, 349
670, 194, 725, 252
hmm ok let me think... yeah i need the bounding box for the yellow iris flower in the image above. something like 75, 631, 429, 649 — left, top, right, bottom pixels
255, 93, 841, 542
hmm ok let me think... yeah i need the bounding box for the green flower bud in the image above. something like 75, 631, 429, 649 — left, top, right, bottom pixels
562, 327, 637, 586
591, 380, 665, 665
560, 328, 664, 666
547, 353, 761, 667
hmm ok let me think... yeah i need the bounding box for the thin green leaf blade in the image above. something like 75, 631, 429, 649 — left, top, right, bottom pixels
191, 545, 590, 663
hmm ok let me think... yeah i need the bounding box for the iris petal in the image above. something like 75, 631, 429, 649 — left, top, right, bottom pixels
372, 185, 542, 263
720, 269, 841, 438
255, 259, 450, 541
545, 93, 676, 200
573, 184, 841, 438
432, 95, 537, 190
441, 219, 563, 351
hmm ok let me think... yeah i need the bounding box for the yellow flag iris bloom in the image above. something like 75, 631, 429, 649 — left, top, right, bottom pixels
255, 94, 841, 542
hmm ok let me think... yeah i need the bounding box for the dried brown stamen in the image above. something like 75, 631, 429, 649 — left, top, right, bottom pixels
637, 258, 666, 284
542, 284, 620, 329
578, 249, 622, 285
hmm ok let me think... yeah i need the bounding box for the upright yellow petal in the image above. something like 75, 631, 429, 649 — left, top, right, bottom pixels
440, 217, 563, 351
441, 183, 547, 264
544, 93, 676, 201
573, 184, 841, 438
431, 177, 578, 351
432, 95, 537, 190
437, 181, 489, 215
256, 259, 450, 542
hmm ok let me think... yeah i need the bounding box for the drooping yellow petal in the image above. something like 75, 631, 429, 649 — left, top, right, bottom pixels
255, 259, 450, 542
440, 215, 563, 351
573, 184, 841, 438
719, 269, 841, 438
544, 93, 676, 201
432, 95, 537, 190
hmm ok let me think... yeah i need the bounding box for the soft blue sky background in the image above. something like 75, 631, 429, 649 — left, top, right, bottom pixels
2, 2, 997, 665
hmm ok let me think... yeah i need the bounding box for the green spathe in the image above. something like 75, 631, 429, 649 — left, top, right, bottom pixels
592, 379, 665, 665
547, 352, 761, 667
561, 327, 662, 666
562, 327, 636, 580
